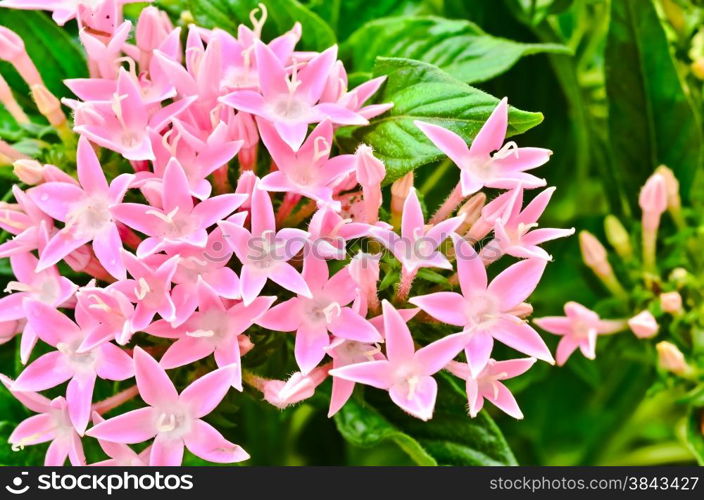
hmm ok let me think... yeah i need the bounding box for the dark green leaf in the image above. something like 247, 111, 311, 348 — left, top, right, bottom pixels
188, 0, 335, 51
605, 0, 703, 205
0, 11, 86, 98
685, 406, 704, 465
336, 374, 517, 466
342, 16, 570, 84
345, 57, 544, 184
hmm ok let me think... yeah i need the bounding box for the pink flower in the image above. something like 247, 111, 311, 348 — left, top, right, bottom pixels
218, 184, 310, 305
148, 281, 275, 390
410, 234, 554, 376
447, 357, 535, 419
307, 207, 370, 260
486, 186, 575, 261
534, 301, 625, 365
258, 254, 381, 374
330, 300, 469, 421
415, 98, 550, 196
87, 348, 248, 466
221, 43, 367, 151
110, 252, 179, 331
369, 188, 464, 273
75, 285, 135, 350
28, 136, 134, 279
113, 158, 245, 257
13, 301, 134, 434
0, 251, 77, 363
0, 186, 53, 259
259, 119, 355, 208
91, 413, 150, 466
1, 375, 85, 465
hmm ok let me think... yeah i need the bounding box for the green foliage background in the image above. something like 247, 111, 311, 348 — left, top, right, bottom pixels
1, 0, 703, 465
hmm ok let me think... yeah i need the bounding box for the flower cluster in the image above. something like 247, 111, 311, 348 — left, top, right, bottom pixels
0, 2, 574, 465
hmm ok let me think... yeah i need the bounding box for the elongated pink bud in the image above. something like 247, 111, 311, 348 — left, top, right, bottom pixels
0, 73, 28, 124
639, 173, 667, 229
628, 310, 658, 339
136, 6, 173, 54
259, 365, 330, 409
30, 85, 66, 128
355, 144, 385, 224
0, 27, 43, 87
579, 231, 626, 297
457, 192, 486, 235
349, 251, 381, 315
390, 172, 413, 229
13, 159, 44, 185
231, 112, 259, 170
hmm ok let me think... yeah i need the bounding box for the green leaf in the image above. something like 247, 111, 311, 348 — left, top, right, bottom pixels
503, 0, 575, 26
0, 11, 87, 98
188, 0, 335, 51
303, 0, 435, 40
345, 57, 544, 184
605, 0, 703, 206
334, 397, 437, 466
685, 406, 704, 465
336, 373, 517, 465
342, 16, 570, 84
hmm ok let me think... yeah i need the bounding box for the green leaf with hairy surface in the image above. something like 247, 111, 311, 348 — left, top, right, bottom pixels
344, 57, 543, 184
342, 17, 570, 84
334, 397, 437, 465
188, 0, 335, 51
0, 11, 86, 99
337, 373, 517, 465
605, 0, 703, 206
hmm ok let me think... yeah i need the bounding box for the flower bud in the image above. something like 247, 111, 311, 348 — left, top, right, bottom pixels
659, 291, 683, 315
457, 192, 486, 235
639, 173, 667, 229
0, 139, 27, 162
656, 341, 690, 376
30, 85, 66, 128
628, 310, 659, 339
669, 267, 689, 288
235, 170, 257, 210
230, 112, 259, 170
0, 74, 28, 125
692, 59, 704, 80
13, 159, 44, 185
579, 230, 608, 272
349, 251, 381, 315
354, 144, 385, 186
0, 27, 42, 87
603, 215, 632, 259
507, 302, 533, 318
262, 366, 329, 409
390, 172, 413, 228
655, 166, 680, 211
136, 6, 173, 54
321, 60, 347, 103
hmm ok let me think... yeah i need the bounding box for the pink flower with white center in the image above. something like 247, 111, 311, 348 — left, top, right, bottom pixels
13, 300, 134, 434
91, 413, 150, 466
415, 98, 550, 196
485, 186, 575, 261
0, 252, 77, 363
152, 120, 243, 200
218, 184, 311, 305
148, 281, 275, 390
410, 234, 554, 376
258, 255, 382, 374
75, 285, 135, 350
369, 188, 464, 273
221, 42, 367, 151
87, 348, 249, 466
1, 375, 85, 465
447, 357, 536, 419
330, 300, 469, 421
73, 69, 194, 160
0, 186, 53, 258
167, 223, 244, 326
533, 302, 625, 365
110, 251, 179, 331
307, 207, 370, 260
113, 158, 246, 258
326, 338, 384, 417
258, 119, 355, 208
28, 136, 134, 279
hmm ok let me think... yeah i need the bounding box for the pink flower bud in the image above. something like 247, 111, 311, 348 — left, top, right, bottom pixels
231, 112, 258, 170
0, 74, 28, 125
238, 335, 254, 356
390, 172, 413, 228
354, 144, 385, 186
639, 173, 667, 229
12, 159, 44, 185
659, 291, 683, 314
235, 170, 257, 210
136, 6, 173, 54
321, 60, 347, 103
655, 165, 680, 211
30, 85, 66, 128
262, 366, 329, 409
507, 302, 533, 318
457, 192, 486, 235
628, 310, 659, 339
656, 341, 690, 376
0, 27, 42, 87
579, 230, 608, 273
